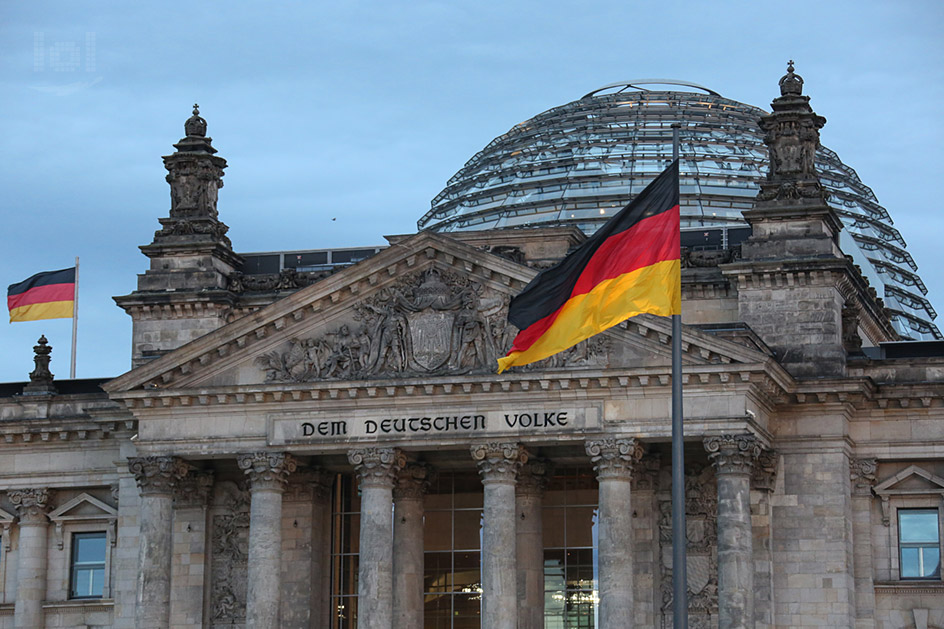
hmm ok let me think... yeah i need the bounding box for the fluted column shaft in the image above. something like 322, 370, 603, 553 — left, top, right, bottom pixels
393, 463, 433, 629
850, 459, 877, 629
129, 456, 192, 629
238, 452, 297, 629
472, 442, 526, 629
517, 460, 549, 629
349, 448, 406, 629
10, 488, 52, 629
705, 435, 760, 629
586, 439, 643, 628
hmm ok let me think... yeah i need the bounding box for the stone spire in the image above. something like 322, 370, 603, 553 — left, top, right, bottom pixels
740, 61, 843, 261
148, 104, 233, 249
114, 104, 243, 367
23, 335, 56, 395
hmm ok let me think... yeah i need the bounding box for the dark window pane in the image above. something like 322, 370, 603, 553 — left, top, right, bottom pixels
453, 511, 481, 551
75, 534, 106, 563
424, 551, 452, 592
452, 551, 480, 593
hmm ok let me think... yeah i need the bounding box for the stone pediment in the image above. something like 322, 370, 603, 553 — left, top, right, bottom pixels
874, 465, 944, 496
47, 493, 118, 550
105, 231, 773, 394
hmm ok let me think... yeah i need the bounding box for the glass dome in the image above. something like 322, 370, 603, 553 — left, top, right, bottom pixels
419, 81, 939, 340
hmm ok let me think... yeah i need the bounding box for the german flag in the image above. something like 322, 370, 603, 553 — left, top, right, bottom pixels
7, 267, 76, 323
498, 160, 680, 373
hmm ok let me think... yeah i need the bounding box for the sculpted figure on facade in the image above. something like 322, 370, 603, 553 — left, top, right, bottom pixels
209, 480, 251, 625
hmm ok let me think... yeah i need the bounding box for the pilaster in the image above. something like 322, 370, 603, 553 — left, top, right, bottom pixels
850, 458, 878, 629
516, 460, 549, 629
393, 463, 433, 629
170, 471, 214, 629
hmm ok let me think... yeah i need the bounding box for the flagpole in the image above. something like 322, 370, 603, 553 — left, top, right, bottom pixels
70, 256, 79, 379
670, 123, 688, 629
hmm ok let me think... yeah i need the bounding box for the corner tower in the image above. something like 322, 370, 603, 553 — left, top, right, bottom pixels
115, 105, 242, 367
722, 63, 897, 377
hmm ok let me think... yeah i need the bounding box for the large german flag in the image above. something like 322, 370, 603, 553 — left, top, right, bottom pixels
497, 160, 680, 373
7, 267, 76, 322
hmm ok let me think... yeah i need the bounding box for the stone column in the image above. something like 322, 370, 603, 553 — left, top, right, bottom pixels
850, 458, 878, 629
170, 471, 214, 628
237, 452, 297, 629
586, 438, 643, 628
705, 434, 760, 629
129, 456, 193, 629
471, 442, 527, 629
10, 488, 52, 629
517, 460, 549, 629
311, 471, 334, 629
393, 463, 433, 629
348, 448, 406, 629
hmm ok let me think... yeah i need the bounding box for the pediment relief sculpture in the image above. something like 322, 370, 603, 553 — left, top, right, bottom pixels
255, 268, 610, 382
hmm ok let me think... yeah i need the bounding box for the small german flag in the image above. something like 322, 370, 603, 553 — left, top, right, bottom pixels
497, 160, 680, 373
7, 267, 76, 323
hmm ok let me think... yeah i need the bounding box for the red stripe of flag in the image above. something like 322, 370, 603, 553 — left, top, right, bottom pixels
7, 283, 75, 311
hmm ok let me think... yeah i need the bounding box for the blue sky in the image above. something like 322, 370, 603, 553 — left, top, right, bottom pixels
1, 1, 942, 381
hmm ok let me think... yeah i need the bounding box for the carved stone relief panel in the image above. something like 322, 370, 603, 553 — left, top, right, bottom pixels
659, 463, 718, 629
255, 268, 610, 381
209, 480, 250, 627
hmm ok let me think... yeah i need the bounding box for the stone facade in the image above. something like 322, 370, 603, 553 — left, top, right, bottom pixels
0, 66, 942, 629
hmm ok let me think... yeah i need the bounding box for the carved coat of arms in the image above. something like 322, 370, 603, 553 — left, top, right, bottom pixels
255, 268, 609, 382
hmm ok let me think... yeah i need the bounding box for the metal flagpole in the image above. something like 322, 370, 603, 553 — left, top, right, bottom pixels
670, 123, 688, 628
70, 256, 79, 379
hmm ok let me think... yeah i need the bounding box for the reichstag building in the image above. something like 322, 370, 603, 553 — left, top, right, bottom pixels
0, 65, 941, 629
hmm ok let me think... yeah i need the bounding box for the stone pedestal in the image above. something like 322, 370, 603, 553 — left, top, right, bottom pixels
238, 452, 297, 629
393, 463, 433, 629
10, 488, 52, 629
129, 456, 193, 629
586, 439, 643, 628
516, 460, 549, 629
705, 435, 760, 629
348, 448, 406, 629
472, 442, 526, 629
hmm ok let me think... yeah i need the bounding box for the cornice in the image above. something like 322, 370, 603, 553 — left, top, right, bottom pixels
0, 418, 136, 446
112, 363, 790, 412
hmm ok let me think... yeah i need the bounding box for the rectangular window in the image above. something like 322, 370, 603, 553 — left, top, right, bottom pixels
70, 532, 106, 598
899, 509, 941, 579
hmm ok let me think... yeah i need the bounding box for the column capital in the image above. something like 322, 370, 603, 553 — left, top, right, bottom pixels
9, 488, 53, 524
517, 459, 551, 498
471, 442, 527, 484
174, 470, 215, 508
585, 438, 644, 481
394, 462, 435, 501
704, 434, 761, 475
128, 456, 194, 496
849, 457, 878, 496
751, 449, 780, 492
348, 447, 406, 489
237, 452, 297, 492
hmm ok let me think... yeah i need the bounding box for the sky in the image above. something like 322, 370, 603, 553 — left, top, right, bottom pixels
1, 1, 942, 382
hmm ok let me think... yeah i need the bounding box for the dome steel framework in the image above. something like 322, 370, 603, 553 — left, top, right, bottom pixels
419, 82, 939, 340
